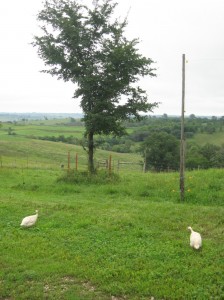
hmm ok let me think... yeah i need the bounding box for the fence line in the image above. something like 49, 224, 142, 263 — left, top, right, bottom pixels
1, 154, 212, 173
0, 155, 145, 173
117, 160, 144, 172
0, 155, 222, 173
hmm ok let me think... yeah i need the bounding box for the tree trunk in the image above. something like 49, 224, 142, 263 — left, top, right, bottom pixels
88, 131, 95, 173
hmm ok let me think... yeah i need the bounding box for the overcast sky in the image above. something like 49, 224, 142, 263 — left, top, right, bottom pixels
0, 0, 224, 116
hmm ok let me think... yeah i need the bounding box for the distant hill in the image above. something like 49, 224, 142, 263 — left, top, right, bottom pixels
0, 112, 83, 122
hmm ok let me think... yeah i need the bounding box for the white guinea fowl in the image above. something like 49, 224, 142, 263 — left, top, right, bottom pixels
188, 226, 202, 249
20, 210, 38, 228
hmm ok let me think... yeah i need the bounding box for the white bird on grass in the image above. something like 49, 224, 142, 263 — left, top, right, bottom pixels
188, 226, 202, 250
20, 210, 38, 228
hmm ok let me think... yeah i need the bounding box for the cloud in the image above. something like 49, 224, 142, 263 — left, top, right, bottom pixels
0, 0, 223, 115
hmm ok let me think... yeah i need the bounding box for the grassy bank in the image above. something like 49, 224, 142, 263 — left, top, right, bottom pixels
0, 168, 223, 299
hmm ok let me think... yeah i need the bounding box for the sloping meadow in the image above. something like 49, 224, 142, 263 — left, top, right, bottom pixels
0, 168, 223, 299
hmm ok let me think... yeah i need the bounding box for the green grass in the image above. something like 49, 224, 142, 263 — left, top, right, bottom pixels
190, 132, 224, 146
0, 123, 85, 139
0, 120, 224, 299
0, 167, 223, 299
0, 132, 142, 172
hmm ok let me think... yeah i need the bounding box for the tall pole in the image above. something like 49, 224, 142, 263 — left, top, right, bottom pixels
75, 153, 78, 171
67, 151, 70, 173
180, 54, 185, 201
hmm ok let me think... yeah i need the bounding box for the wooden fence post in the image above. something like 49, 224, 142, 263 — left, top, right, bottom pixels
75, 153, 78, 171
108, 155, 112, 175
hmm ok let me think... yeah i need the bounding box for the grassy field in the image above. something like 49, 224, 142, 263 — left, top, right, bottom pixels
190, 132, 224, 146
0, 119, 224, 299
1, 118, 223, 167
0, 166, 223, 300
0, 122, 143, 173
0, 122, 85, 139
2, 118, 224, 146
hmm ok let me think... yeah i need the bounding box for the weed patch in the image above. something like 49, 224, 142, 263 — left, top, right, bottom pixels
57, 170, 120, 185
12, 183, 40, 191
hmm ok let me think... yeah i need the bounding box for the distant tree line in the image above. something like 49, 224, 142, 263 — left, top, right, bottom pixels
39, 135, 81, 145
95, 115, 224, 170
186, 142, 224, 170
35, 115, 224, 171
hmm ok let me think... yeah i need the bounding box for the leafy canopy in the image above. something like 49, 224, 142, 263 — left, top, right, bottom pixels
141, 132, 180, 171
33, 0, 157, 137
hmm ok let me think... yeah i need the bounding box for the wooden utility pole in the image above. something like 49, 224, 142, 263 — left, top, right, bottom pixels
180, 54, 185, 201
75, 153, 78, 171
67, 151, 71, 173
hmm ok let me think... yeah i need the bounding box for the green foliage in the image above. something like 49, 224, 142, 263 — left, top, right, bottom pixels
7, 127, 15, 135
33, 0, 157, 172
57, 169, 120, 184
1, 115, 223, 170
186, 142, 224, 169
39, 134, 81, 145
127, 115, 223, 141
141, 132, 180, 171
125, 116, 224, 169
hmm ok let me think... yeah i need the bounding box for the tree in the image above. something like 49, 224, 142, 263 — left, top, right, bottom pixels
33, 0, 157, 173
200, 143, 220, 167
214, 144, 224, 167
141, 132, 179, 171
185, 143, 208, 169
189, 114, 196, 119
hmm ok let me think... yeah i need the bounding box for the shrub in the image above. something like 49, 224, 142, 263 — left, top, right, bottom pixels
57, 170, 120, 185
